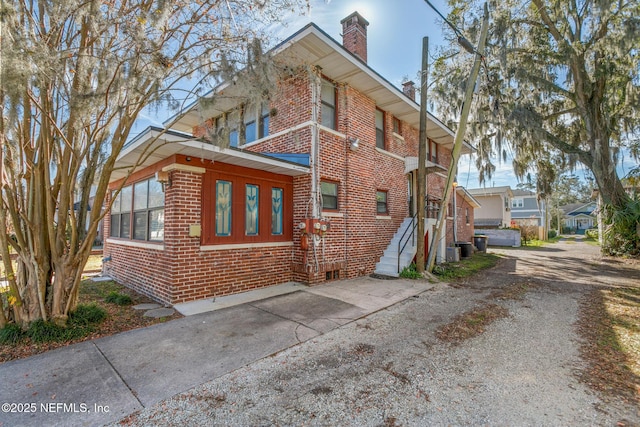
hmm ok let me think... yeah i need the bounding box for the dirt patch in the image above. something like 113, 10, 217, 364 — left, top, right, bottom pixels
577, 287, 640, 406
436, 303, 509, 344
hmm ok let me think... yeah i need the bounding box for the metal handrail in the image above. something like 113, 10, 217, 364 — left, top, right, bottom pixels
397, 213, 418, 273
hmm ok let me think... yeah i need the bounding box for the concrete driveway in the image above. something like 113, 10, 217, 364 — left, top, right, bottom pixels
0, 276, 431, 427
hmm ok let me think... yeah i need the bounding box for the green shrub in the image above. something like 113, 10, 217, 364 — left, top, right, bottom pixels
548, 229, 557, 239
27, 320, 74, 343
69, 303, 107, 326
585, 228, 599, 239
27, 304, 107, 343
105, 291, 133, 306
399, 263, 422, 279
0, 324, 26, 345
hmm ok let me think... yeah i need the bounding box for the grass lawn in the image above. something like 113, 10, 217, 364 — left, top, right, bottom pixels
433, 252, 501, 281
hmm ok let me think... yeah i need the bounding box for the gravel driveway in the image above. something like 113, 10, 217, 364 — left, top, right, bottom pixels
116, 237, 640, 426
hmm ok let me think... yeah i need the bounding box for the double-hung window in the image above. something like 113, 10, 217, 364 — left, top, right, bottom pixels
375, 109, 385, 149
321, 79, 337, 130
321, 181, 338, 211
429, 140, 438, 163
376, 190, 388, 214
393, 117, 401, 135
110, 186, 132, 238
132, 179, 165, 241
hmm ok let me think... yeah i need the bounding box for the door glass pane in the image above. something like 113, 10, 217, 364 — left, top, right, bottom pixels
216, 180, 232, 236
245, 184, 259, 236
271, 188, 283, 235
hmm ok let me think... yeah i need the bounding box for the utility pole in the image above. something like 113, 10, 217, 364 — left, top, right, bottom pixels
426, 3, 489, 273
416, 37, 428, 273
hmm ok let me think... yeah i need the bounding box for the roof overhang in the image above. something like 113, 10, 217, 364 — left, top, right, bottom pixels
456, 187, 481, 208
166, 24, 475, 155
468, 186, 514, 198
111, 127, 310, 182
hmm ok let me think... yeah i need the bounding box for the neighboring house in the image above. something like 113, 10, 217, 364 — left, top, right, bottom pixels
103, 12, 476, 306
561, 201, 597, 233
467, 186, 513, 229
510, 189, 548, 239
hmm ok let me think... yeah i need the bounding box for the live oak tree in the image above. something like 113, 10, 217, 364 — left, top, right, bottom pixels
431, 0, 640, 252
0, 0, 308, 327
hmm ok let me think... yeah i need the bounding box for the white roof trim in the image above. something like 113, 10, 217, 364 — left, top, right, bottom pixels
111, 127, 310, 183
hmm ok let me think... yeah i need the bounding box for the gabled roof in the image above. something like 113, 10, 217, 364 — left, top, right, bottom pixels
560, 201, 596, 216
166, 23, 473, 154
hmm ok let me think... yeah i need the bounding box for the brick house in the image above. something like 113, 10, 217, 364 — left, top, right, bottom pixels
104, 12, 476, 305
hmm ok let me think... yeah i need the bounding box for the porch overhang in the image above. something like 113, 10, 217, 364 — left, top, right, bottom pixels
111, 127, 310, 182
404, 157, 447, 175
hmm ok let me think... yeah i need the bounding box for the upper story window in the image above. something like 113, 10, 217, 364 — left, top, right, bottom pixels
244, 104, 270, 144
321, 180, 338, 210
375, 109, 385, 149
428, 139, 438, 163
202, 105, 268, 148
511, 198, 524, 208
393, 117, 402, 135
321, 79, 337, 130
111, 177, 164, 242
376, 190, 388, 214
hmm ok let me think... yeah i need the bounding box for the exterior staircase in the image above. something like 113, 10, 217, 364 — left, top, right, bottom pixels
374, 218, 417, 277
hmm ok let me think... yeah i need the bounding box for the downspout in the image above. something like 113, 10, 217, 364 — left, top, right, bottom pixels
310, 70, 321, 219
310, 69, 322, 273
343, 84, 349, 278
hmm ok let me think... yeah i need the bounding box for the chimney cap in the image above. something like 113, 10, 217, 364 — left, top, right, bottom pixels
340, 11, 370, 27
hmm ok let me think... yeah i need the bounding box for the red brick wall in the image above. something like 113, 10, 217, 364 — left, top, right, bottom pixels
107, 67, 467, 304
105, 162, 297, 305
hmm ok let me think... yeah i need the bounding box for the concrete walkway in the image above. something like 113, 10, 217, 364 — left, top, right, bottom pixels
0, 276, 433, 427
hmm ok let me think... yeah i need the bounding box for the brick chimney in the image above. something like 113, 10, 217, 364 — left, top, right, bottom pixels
341, 12, 369, 63
402, 81, 416, 101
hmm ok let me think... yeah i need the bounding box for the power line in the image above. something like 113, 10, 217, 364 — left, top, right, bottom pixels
422, 0, 477, 55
